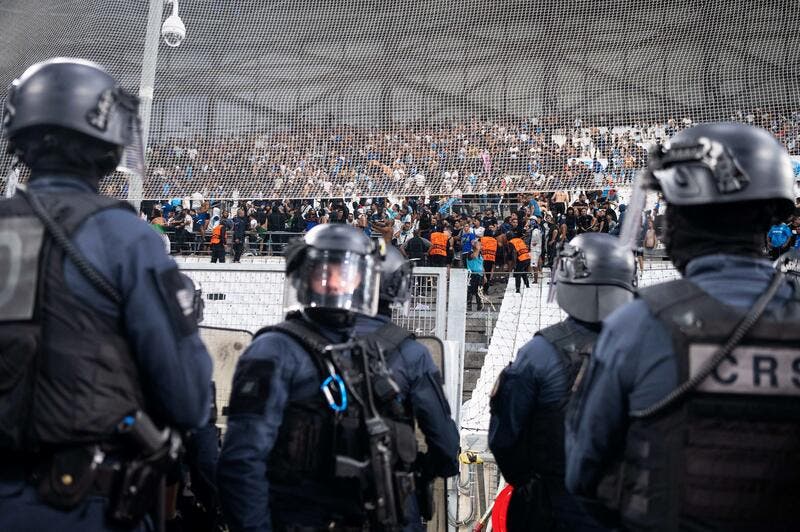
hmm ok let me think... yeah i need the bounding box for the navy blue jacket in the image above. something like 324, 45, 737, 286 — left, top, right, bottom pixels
565, 254, 798, 498
353, 314, 460, 480
217, 319, 354, 531
34, 175, 212, 427
217, 314, 459, 532
489, 318, 607, 531
0, 175, 212, 531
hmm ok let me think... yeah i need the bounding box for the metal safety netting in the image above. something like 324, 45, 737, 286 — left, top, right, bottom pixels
2, 0, 800, 201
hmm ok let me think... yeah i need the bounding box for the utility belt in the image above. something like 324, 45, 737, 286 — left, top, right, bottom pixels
6, 411, 181, 527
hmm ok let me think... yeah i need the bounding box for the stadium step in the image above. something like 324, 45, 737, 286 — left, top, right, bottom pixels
461, 280, 511, 403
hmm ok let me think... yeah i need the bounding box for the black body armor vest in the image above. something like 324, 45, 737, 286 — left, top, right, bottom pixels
0, 190, 145, 450
616, 279, 800, 531
256, 318, 417, 487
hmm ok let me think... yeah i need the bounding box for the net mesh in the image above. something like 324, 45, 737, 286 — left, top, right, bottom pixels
461, 260, 681, 436
2, 0, 800, 200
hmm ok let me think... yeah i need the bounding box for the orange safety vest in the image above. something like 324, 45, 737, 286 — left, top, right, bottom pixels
481, 236, 498, 262
210, 224, 224, 245
510, 237, 530, 262
429, 232, 448, 256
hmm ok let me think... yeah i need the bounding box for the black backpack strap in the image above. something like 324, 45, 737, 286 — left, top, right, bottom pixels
368, 321, 414, 355
17, 187, 127, 305
536, 321, 598, 397
637, 278, 705, 318
255, 317, 334, 376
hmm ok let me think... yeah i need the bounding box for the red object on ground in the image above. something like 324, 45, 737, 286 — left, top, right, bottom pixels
491, 484, 514, 532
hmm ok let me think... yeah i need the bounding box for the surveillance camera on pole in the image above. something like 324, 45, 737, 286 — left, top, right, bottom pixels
161, 0, 185, 47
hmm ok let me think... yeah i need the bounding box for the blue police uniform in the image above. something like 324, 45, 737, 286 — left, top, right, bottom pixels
489, 319, 607, 531
218, 314, 459, 532
352, 315, 459, 475
0, 175, 213, 531
217, 323, 351, 531
565, 254, 798, 499
354, 315, 460, 532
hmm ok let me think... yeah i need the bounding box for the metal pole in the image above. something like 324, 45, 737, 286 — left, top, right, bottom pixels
129, 0, 164, 211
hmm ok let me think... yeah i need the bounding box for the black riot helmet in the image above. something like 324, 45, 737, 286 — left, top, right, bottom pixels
378, 245, 414, 316
284, 224, 382, 320
647, 122, 795, 215
553, 233, 637, 323
2, 58, 144, 180
619, 123, 796, 272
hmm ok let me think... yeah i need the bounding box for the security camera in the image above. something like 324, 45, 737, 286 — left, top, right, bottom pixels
161, 0, 186, 47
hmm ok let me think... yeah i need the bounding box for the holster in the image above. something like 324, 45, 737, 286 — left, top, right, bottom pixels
108, 431, 182, 525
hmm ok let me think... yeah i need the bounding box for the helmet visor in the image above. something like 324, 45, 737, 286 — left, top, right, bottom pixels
284, 248, 380, 316
116, 114, 145, 194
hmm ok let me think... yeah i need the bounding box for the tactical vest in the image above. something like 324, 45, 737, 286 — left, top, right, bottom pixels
528, 321, 597, 490
615, 279, 800, 531
257, 318, 418, 488
0, 190, 145, 450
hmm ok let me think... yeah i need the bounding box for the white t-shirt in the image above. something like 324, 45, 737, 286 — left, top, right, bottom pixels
184, 213, 194, 234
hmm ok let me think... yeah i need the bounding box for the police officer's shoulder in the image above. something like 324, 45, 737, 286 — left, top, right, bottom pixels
397, 336, 434, 370
512, 334, 563, 375
595, 298, 670, 366
244, 329, 305, 368
81, 207, 167, 251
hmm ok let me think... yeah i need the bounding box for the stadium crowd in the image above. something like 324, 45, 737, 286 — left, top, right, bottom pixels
106, 110, 800, 201
149, 189, 644, 266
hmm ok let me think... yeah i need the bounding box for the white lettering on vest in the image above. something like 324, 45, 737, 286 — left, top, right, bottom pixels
689, 344, 800, 396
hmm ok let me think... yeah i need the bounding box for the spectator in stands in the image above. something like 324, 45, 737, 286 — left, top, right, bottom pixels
394, 221, 414, 247
402, 229, 431, 264
529, 217, 542, 284
481, 209, 498, 229
561, 207, 577, 241
577, 206, 594, 234
767, 220, 793, 259
466, 239, 484, 311
268, 204, 288, 253
232, 208, 248, 262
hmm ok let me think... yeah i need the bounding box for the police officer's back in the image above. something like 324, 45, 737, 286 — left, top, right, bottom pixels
218, 224, 423, 531
565, 123, 800, 531
489, 233, 636, 531
353, 246, 460, 531
0, 58, 212, 531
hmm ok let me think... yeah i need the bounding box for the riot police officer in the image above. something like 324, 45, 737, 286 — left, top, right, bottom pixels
0, 58, 213, 530
565, 123, 800, 531
217, 224, 423, 531
489, 233, 636, 531
353, 245, 460, 531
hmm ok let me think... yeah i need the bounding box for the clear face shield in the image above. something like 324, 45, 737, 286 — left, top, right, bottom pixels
618, 168, 661, 252
390, 266, 413, 316
284, 248, 381, 317
109, 87, 146, 199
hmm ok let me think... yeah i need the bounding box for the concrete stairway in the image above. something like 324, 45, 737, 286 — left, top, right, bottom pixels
461, 280, 509, 402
